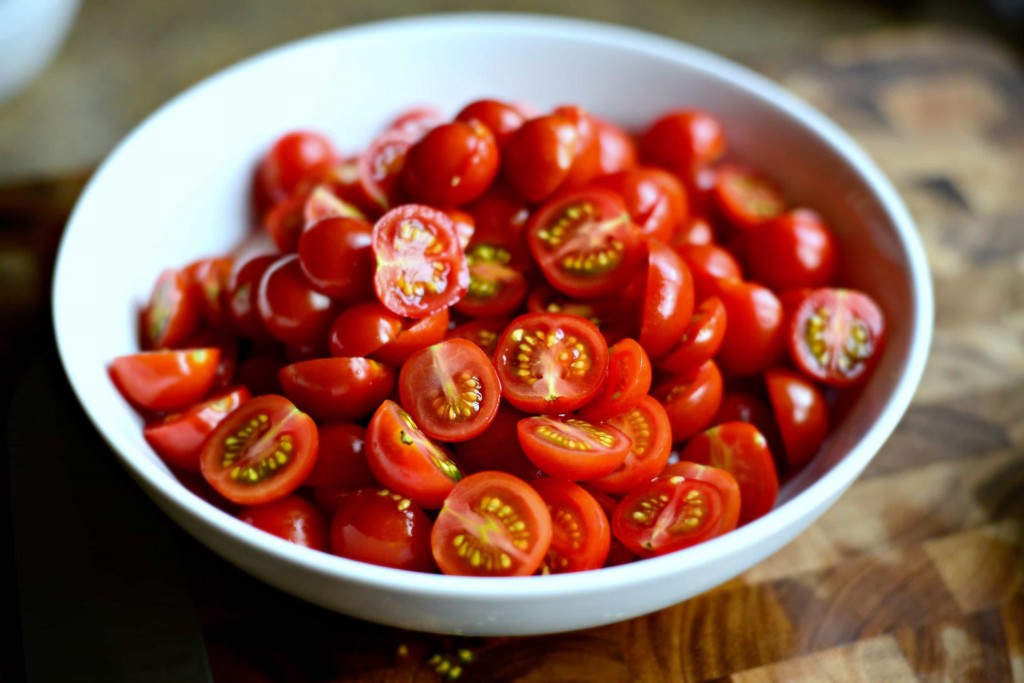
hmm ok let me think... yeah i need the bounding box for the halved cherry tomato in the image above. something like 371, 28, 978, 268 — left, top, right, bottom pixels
398, 339, 501, 443
255, 130, 338, 208
357, 128, 414, 211
679, 421, 779, 525
612, 472, 737, 558
454, 403, 541, 481
587, 395, 673, 495
525, 281, 640, 346
256, 254, 340, 349
110, 348, 221, 412
493, 312, 609, 415
551, 105, 602, 191
713, 278, 786, 377
371, 308, 450, 367
455, 98, 527, 147
651, 359, 724, 443
329, 488, 435, 572
444, 207, 476, 249
226, 254, 277, 342
239, 495, 328, 551
445, 317, 509, 358
144, 386, 251, 471
431, 471, 552, 576
713, 390, 781, 455
530, 477, 611, 573
673, 216, 714, 248
365, 400, 462, 509
328, 301, 403, 358
591, 168, 688, 243
765, 368, 829, 468
465, 182, 532, 264
303, 422, 376, 489
745, 209, 836, 292
200, 394, 318, 505
638, 240, 695, 359
503, 113, 579, 203
386, 105, 444, 138
578, 338, 652, 422
517, 415, 632, 480
185, 256, 233, 332
278, 357, 395, 423
659, 460, 741, 532
303, 183, 367, 226
372, 204, 469, 319
297, 215, 375, 302
713, 163, 786, 230
593, 116, 638, 176
263, 187, 309, 253
655, 295, 727, 375
526, 188, 641, 299
676, 243, 742, 303
453, 241, 528, 318
639, 109, 726, 176
401, 121, 499, 206
788, 287, 886, 388
141, 267, 201, 350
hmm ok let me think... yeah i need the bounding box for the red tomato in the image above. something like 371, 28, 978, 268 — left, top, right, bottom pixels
398, 339, 502, 443
593, 116, 638, 176
676, 243, 742, 303
297, 215, 375, 302
551, 105, 602, 191
431, 471, 553, 576
303, 183, 367, 226
638, 240, 695, 359
455, 98, 527, 147
141, 267, 200, 350
303, 422, 376, 489
765, 368, 830, 468
200, 394, 318, 506
639, 109, 726, 176
239, 495, 328, 551
444, 207, 476, 249
454, 403, 541, 481
465, 181, 532, 264
713, 163, 786, 230
401, 121, 499, 206
278, 357, 395, 423
255, 130, 338, 208
357, 128, 414, 211
493, 312, 609, 415
327, 301, 403, 358
612, 472, 737, 558
655, 295, 728, 375
526, 187, 642, 299
386, 105, 444, 138
226, 254, 277, 342
453, 241, 529, 318
144, 386, 250, 471
517, 415, 632, 480
530, 477, 611, 573
525, 281, 640, 346
262, 188, 308, 253
745, 209, 837, 292
713, 278, 786, 377
502, 113, 579, 203
673, 216, 715, 248
185, 256, 233, 332
788, 287, 886, 387
445, 317, 509, 358
713, 390, 781, 454
651, 359, 724, 443
578, 338, 652, 422
365, 400, 462, 509
371, 204, 469, 319
371, 308, 450, 367
329, 489, 435, 572
256, 254, 340, 348
659, 460, 741, 532
679, 421, 779, 525
110, 348, 221, 412
590, 168, 688, 243
587, 395, 673, 495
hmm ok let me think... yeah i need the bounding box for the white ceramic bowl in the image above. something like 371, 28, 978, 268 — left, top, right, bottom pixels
0, 0, 80, 103
53, 13, 933, 636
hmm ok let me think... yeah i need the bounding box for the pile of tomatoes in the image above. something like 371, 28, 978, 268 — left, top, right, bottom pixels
109, 100, 886, 577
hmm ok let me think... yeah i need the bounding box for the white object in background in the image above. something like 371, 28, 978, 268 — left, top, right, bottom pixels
0, 0, 80, 103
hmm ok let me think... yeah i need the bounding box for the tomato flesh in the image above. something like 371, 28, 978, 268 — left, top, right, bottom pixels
110, 348, 221, 412
144, 386, 250, 471
530, 477, 611, 573
517, 415, 632, 481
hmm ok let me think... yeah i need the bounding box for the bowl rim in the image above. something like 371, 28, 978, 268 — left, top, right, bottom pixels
53, 11, 934, 600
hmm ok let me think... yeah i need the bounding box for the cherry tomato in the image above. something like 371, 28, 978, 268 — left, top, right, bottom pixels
357, 128, 414, 211
493, 312, 609, 415
444, 207, 476, 249
144, 386, 250, 472
256, 130, 338, 208
465, 181, 532, 264
673, 216, 714, 248
372, 204, 469, 318
298, 215, 375, 302
526, 187, 641, 299
278, 357, 395, 423
445, 317, 509, 358
365, 400, 462, 509
398, 339, 501, 443
502, 113, 578, 203
256, 254, 340, 349
593, 116, 638, 176
639, 109, 726, 176
200, 394, 318, 506
679, 421, 779, 525
788, 287, 886, 387
141, 267, 200, 350
651, 359, 724, 443
676, 243, 743, 303
765, 368, 829, 468
453, 241, 528, 318
713, 163, 786, 230
303, 183, 367, 226
185, 256, 233, 332
454, 403, 541, 481
530, 477, 610, 573
371, 307, 450, 367
517, 414, 632, 480
431, 471, 552, 576
110, 348, 221, 412
587, 395, 673, 495
578, 338, 652, 422
713, 390, 781, 454
525, 281, 639, 346
239, 495, 328, 551
302, 422, 376, 489
638, 240, 695, 359
329, 488, 435, 572
402, 121, 499, 206
591, 168, 688, 243
655, 295, 727, 375
612, 472, 737, 558
226, 254, 277, 342
262, 187, 308, 253
328, 301, 403, 358
745, 209, 836, 292
713, 278, 786, 377
551, 105, 602, 191
659, 460, 741, 531
386, 105, 444, 138
455, 98, 527, 147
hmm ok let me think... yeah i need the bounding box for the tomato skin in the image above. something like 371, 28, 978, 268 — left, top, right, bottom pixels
639, 109, 726, 176
455, 99, 527, 147
401, 121, 500, 206
493, 312, 610, 415
788, 287, 886, 388
298, 215, 375, 302
398, 339, 502, 443
226, 254, 277, 342
676, 243, 743, 304
593, 116, 638, 176
679, 421, 779, 525
200, 394, 319, 506
465, 181, 532, 264
551, 105, 602, 191
303, 422, 376, 489
587, 395, 673, 495
454, 403, 542, 481
144, 386, 251, 472
453, 240, 529, 318
765, 368, 829, 468
652, 359, 724, 443
713, 163, 786, 231
142, 267, 201, 350
327, 301, 403, 358
278, 357, 395, 423
745, 209, 837, 292
256, 254, 340, 349
673, 216, 715, 248
110, 348, 221, 412
239, 495, 328, 551
329, 489, 435, 572
578, 338, 652, 423
591, 168, 688, 243
431, 471, 553, 577
256, 130, 338, 208
655, 295, 727, 376
365, 400, 462, 509
303, 183, 368, 226
185, 257, 234, 332
357, 128, 414, 212
371, 308, 450, 368
713, 278, 787, 378
530, 477, 610, 573
517, 415, 632, 481
445, 317, 510, 358
639, 240, 695, 360
503, 113, 578, 203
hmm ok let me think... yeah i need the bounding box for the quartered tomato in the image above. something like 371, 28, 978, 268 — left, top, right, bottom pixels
655, 295, 727, 375
372, 204, 469, 318
141, 267, 200, 350
365, 400, 462, 509
587, 395, 673, 495
530, 477, 611, 573
303, 422, 376, 489
493, 312, 609, 415
110, 348, 221, 412
144, 386, 250, 471
526, 188, 641, 299
639, 109, 726, 176
200, 394, 318, 506
431, 471, 552, 576
517, 414, 632, 480
788, 287, 886, 388
278, 357, 395, 423
713, 163, 786, 230
503, 113, 579, 203
713, 278, 786, 378
745, 209, 836, 292
398, 339, 501, 443
297, 215, 375, 302
652, 359, 724, 444
401, 121, 499, 207
638, 239, 695, 359
239, 495, 328, 551
578, 338, 652, 423
329, 489, 435, 572
765, 368, 829, 468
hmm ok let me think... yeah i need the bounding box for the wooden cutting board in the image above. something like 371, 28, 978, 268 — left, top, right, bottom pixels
2, 27, 1022, 683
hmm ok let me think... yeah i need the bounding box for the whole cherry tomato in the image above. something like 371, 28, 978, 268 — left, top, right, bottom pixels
330, 489, 435, 572
239, 495, 328, 551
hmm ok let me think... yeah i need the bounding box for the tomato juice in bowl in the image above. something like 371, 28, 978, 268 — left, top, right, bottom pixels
52, 13, 932, 635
